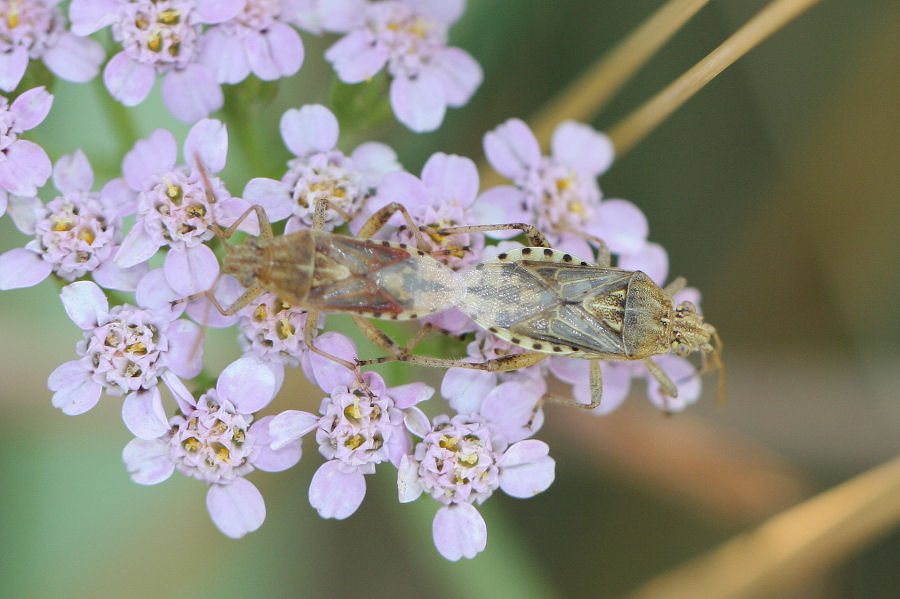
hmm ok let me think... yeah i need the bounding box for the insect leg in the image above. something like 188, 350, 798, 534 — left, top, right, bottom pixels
433, 223, 552, 248
202, 284, 266, 316
663, 276, 687, 296
211, 204, 274, 242
304, 307, 360, 373
642, 358, 679, 398
356, 202, 432, 250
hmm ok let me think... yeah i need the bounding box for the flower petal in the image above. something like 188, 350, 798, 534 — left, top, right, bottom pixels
431, 47, 482, 107
390, 71, 446, 133
0, 140, 51, 196
242, 177, 293, 222
43, 32, 105, 83
184, 118, 228, 173
103, 52, 155, 107
122, 129, 178, 191
163, 244, 220, 296
268, 409, 319, 450
0, 47, 28, 92
217, 355, 280, 413
163, 319, 204, 379
51, 375, 102, 416
246, 23, 304, 80
421, 152, 479, 208
123, 438, 175, 485
300, 332, 358, 392
280, 104, 338, 156
250, 415, 303, 472
0, 248, 52, 289
161, 65, 223, 124
324, 29, 386, 83
122, 387, 169, 440
60, 281, 108, 329
349, 142, 401, 188
498, 440, 555, 498
196, 0, 244, 24
483, 118, 540, 180
199, 27, 250, 85
115, 223, 160, 268
442, 368, 496, 414
646, 355, 702, 412
69, 0, 119, 36
587, 199, 649, 255
52, 149, 93, 194
309, 460, 366, 519
432, 503, 487, 561
397, 454, 424, 502
206, 478, 266, 538
10, 86, 53, 131
551, 120, 614, 176
618, 242, 669, 285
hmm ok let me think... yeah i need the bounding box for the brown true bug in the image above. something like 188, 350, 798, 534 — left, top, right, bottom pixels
454, 245, 724, 409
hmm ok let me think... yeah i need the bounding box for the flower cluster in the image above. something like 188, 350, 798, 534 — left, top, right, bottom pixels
0, 0, 720, 563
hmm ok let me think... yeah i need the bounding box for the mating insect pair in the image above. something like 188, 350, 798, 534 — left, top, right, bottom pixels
185, 190, 722, 409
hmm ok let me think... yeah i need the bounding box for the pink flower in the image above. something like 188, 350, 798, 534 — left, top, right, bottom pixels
69, 0, 243, 122
243, 104, 400, 232
0, 0, 104, 91
268, 332, 433, 520
473, 118, 637, 260
0, 149, 147, 290
0, 86, 52, 197
397, 385, 554, 560
199, 0, 306, 85
236, 290, 323, 370
47, 281, 204, 435
113, 119, 253, 298
122, 359, 299, 538
322, 0, 482, 132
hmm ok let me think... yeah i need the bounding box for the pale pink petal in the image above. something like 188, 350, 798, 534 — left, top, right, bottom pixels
403, 406, 431, 438
268, 409, 319, 450
115, 223, 161, 268
407, 0, 465, 23
0, 140, 51, 196
242, 177, 292, 222
47, 360, 89, 392
368, 170, 428, 217
390, 71, 446, 133
52, 149, 93, 194
300, 331, 358, 392
43, 32, 105, 83
10, 86, 53, 130
214, 196, 257, 234
388, 382, 434, 409
308, 460, 366, 519
161, 370, 195, 412
325, 30, 387, 83
280, 104, 338, 156
498, 440, 555, 498
161, 65, 223, 124
421, 152, 479, 208
69, 0, 119, 36
386, 423, 412, 467
431, 47, 482, 107
92, 260, 149, 292
51, 375, 102, 415
586, 199, 649, 255
5, 194, 41, 233
60, 281, 108, 328
551, 120, 614, 177
673, 286, 702, 310
163, 319, 204, 379
481, 381, 543, 442
217, 355, 279, 413
349, 142, 401, 188
184, 276, 243, 328
0, 47, 28, 92
249, 415, 303, 472
206, 478, 266, 538
164, 243, 220, 297
483, 118, 541, 180
318, 0, 367, 32
245, 23, 304, 80
135, 268, 183, 316
432, 504, 487, 561
618, 242, 669, 285
470, 186, 529, 238
195, 0, 244, 24
0, 248, 52, 289
199, 27, 250, 85
0, 190, 6, 216
442, 368, 496, 414
103, 52, 155, 107
122, 387, 169, 440
122, 129, 178, 191
397, 454, 424, 502
123, 438, 175, 485
184, 118, 228, 173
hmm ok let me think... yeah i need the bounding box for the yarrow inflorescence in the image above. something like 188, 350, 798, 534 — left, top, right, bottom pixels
0, 0, 726, 563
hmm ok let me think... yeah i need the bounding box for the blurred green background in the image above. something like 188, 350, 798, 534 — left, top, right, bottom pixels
1, 1, 898, 597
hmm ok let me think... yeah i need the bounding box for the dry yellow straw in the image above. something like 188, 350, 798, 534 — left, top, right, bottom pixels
529, 0, 710, 147
624, 453, 900, 599
608, 0, 823, 156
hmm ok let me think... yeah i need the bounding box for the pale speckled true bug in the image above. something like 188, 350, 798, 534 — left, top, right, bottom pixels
455, 245, 724, 408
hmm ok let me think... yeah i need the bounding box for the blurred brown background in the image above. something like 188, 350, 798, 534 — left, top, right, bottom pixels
1, 1, 897, 598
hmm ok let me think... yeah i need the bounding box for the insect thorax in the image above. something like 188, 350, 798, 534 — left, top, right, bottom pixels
621, 271, 674, 358
223, 232, 316, 305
